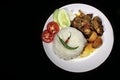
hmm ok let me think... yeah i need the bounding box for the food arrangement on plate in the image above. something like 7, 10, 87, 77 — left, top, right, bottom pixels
41, 4, 114, 72
42, 7, 104, 60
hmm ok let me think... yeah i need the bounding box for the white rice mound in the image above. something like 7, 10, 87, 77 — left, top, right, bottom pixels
53, 27, 87, 60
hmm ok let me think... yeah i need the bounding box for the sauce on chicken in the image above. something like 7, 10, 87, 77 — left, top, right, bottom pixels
71, 10, 104, 57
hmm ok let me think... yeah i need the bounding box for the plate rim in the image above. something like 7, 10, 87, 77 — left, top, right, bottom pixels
42, 3, 114, 73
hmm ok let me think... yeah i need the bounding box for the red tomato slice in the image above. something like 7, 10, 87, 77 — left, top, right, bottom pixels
47, 21, 60, 34
41, 30, 54, 43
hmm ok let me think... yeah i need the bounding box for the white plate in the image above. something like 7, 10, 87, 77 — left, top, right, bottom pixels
42, 3, 114, 73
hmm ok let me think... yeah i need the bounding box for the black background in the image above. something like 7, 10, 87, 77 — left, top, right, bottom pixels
1, 0, 120, 80
0, 1, 16, 80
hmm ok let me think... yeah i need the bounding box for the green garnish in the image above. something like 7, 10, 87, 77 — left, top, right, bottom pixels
57, 35, 79, 50
65, 32, 71, 44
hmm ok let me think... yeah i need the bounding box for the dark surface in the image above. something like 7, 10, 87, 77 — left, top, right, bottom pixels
1, 0, 120, 80
0, 64, 16, 80
0, 2, 16, 80
34, 0, 120, 80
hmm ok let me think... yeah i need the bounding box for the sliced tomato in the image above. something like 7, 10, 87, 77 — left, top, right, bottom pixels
41, 30, 54, 43
47, 21, 60, 34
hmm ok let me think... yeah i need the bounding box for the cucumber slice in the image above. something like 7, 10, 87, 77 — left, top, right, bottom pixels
58, 9, 71, 28
53, 9, 59, 23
